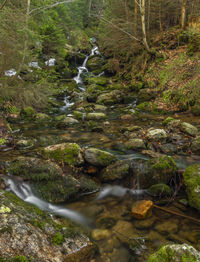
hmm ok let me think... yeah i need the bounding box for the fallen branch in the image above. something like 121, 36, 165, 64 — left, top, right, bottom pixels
153, 204, 200, 224
0, 0, 8, 10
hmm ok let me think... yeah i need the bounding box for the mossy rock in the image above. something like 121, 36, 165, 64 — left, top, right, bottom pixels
87, 77, 108, 86
136, 102, 151, 112
99, 160, 130, 182
191, 104, 200, 116
183, 164, 200, 211
125, 139, 146, 150
34, 113, 51, 122
148, 183, 172, 197
84, 148, 117, 167
0, 138, 6, 145
191, 138, 200, 154
148, 244, 200, 262
180, 122, 198, 137
86, 113, 107, 121
162, 117, 175, 126
96, 90, 124, 105
20, 107, 35, 118
43, 143, 84, 166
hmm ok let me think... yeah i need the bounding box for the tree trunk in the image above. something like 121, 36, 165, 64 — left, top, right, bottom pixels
181, 0, 187, 29
134, 1, 137, 37
138, 0, 151, 52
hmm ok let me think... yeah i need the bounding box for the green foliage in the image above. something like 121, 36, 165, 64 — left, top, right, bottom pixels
51, 232, 64, 246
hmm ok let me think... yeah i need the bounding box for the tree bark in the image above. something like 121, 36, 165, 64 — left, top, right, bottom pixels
181, 0, 187, 29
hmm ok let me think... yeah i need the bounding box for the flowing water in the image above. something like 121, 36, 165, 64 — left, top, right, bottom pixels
1, 42, 200, 261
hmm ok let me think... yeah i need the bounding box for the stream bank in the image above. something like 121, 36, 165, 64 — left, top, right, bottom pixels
0, 39, 200, 262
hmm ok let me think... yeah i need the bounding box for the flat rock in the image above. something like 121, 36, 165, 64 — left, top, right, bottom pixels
131, 200, 153, 219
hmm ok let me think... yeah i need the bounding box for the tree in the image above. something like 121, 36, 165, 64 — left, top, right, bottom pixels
181, 0, 187, 29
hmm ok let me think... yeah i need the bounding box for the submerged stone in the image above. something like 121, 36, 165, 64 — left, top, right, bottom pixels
43, 143, 84, 166
84, 148, 117, 167
183, 164, 200, 211
131, 200, 153, 219
148, 244, 200, 262
92, 229, 111, 241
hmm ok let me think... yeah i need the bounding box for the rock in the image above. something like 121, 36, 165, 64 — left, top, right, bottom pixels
162, 117, 175, 126
99, 160, 130, 182
16, 139, 34, 149
180, 122, 198, 136
183, 164, 200, 211
84, 148, 117, 167
146, 128, 167, 141
73, 111, 85, 120
148, 244, 200, 262
94, 104, 107, 112
167, 119, 181, 129
191, 104, 200, 116
131, 200, 153, 219
86, 112, 107, 121
7, 157, 81, 203
0, 190, 95, 262
96, 216, 117, 229
120, 114, 133, 121
134, 217, 156, 229
130, 156, 177, 188
125, 139, 146, 150
191, 137, 200, 154
154, 220, 179, 234
56, 117, 79, 127
138, 88, 156, 103
97, 90, 124, 105
87, 77, 108, 86
35, 113, 51, 122
159, 143, 178, 154
91, 229, 111, 241
112, 220, 139, 244
148, 183, 172, 197
43, 143, 84, 166
87, 57, 104, 72
20, 107, 35, 118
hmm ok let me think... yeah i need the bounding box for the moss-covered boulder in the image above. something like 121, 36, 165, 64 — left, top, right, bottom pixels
0, 189, 95, 262
138, 88, 157, 103
99, 160, 130, 181
35, 113, 51, 122
148, 244, 200, 262
43, 143, 84, 166
20, 107, 35, 118
162, 117, 175, 126
191, 137, 200, 154
84, 148, 117, 167
180, 122, 198, 136
147, 183, 172, 196
183, 164, 200, 211
87, 57, 104, 72
96, 90, 125, 105
87, 77, 108, 86
130, 156, 177, 188
7, 157, 81, 203
146, 128, 167, 141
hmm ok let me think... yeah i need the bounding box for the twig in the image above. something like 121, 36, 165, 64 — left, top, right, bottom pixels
153, 204, 200, 224
0, 0, 8, 10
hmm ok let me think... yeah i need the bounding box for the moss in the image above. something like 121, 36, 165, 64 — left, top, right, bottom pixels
51, 232, 64, 246
97, 151, 114, 166
162, 117, 174, 126
148, 246, 175, 262
10, 256, 29, 262
136, 102, 151, 112
0, 139, 6, 145
148, 184, 172, 196
20, 107, 35, 118
151, 156, 177, 173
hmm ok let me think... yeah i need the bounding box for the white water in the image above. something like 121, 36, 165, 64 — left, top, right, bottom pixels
60, 95, 74, 112
4, 175, 90, 226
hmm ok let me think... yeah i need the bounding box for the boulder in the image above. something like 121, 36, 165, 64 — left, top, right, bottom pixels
180, 122, 198, 136
43, 143, 84, 166
148, 183, 172, 196
183, 164, 200, 211
99, 160, 130, 181
56, 117, 79, 127
125, 138, 146, 150
86, 112, 107, 121
148, 244, 200, 262
35, 113, 51, 122
84, 148, 117, 167
146, 128, 167, 141
87, 57, 104, 72
97, 90, 124, 105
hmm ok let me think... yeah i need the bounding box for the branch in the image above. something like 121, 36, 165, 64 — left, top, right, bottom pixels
29, 0, 74, 15
0, 0, 8, 10
134, 0, 141, 8
98, 16, 142, 42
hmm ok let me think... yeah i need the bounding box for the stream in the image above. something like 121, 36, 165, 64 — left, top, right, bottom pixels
1, 40, 200, 262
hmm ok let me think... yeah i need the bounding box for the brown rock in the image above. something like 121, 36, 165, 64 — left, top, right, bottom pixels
131, 200, 153, 219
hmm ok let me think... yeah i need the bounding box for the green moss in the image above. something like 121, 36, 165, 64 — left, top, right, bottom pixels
148, 246, 175, 262
136, 102, 151, 112
97, 152, 114, 166
0, 139, 6, 145
151, 156, 177, 173
10, 256, 29, 262
51, 232, 64, 246
20, 107, 35, 118
162, 117, 175, 126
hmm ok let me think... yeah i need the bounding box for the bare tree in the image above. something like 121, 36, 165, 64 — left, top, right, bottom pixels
181, 0, 187, 29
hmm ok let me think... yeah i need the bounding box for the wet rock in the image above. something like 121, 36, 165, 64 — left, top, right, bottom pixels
125, 139, 146, 150
146, 128, 167, 141
191, 137, 200, 154
35, 113, 51, 122
99, 160, 130, 182
96, 216, 117, 229
7, 157, 81, 203
183, 164, 200, 211
0, 190, 95, 262
56, 117, 79, 127
92, 229, 111, 241
147, 183, 172, 197
159, 143, 178, 154
84, 148, 117, 167
180, 122, 198, 136
131, 200, 153, 219
87, 57, 104, 72
130, 156, 177, 188
97, 90, 124, 105
154, 220, 179, 234
112, 220, 139, 244
86, 112, 107, 121
148, 244, 200, 262
43, 143, 84, 166
16, 139, 34, 149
